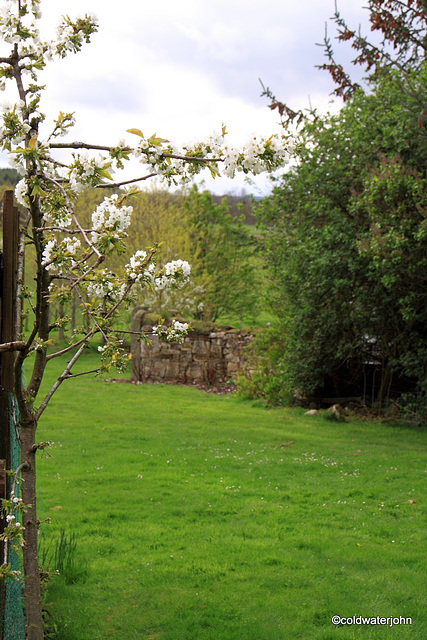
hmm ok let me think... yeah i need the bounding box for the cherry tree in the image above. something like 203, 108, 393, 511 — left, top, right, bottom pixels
0, 1, 290, 637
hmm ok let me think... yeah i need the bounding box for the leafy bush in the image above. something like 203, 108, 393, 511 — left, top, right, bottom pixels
237, 325, 293, 406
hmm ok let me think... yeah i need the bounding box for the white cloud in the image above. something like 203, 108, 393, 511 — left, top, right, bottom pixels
0, 0, 373, 193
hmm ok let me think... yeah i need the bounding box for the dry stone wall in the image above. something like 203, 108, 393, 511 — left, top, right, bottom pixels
130, 308, 252, 385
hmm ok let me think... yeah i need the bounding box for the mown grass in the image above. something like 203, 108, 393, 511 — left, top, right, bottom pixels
33, 347, 426, 639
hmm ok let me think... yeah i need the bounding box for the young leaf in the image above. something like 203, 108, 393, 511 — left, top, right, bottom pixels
127, 128, 144, 138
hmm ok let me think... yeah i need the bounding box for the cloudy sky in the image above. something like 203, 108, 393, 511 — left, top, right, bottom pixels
2, 0, 373, 194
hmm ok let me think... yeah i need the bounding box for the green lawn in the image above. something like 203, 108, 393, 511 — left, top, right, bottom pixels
34, 348, 426, 639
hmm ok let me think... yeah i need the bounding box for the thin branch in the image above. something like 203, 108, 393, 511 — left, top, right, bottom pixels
96, 173, 157, 188
33, 226, 91, 233
45, 330, 96, 361
43, 174, 103, 258
165, 152, 222, 163
10, 395, 22, 446
50, 141, 112, 152
49, 141, 223, 163
11, 462, 30, 497
73, 285, 108, 341
112, 329, 154, 336
36, 343, 87, 420
69, 253, 105, 291
63, 368, 101, 379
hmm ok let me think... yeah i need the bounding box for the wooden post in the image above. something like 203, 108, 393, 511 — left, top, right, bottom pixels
1, 190, 19, 392
0, 191, 19, 638
1, 190, 19, 465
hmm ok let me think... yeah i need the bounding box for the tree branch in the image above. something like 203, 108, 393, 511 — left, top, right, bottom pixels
35, 343, 87, 420
96, 173, 157, 188
43, 174, 104, 258
45, 330, 96, 361
62, 368, 101, 379
0, 341, 28, 353
49, 141, 223, 163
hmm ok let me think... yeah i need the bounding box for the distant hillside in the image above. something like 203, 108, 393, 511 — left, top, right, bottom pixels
0, 170, 259, 224
211, 194, 256, 225
0, 168, 20, 187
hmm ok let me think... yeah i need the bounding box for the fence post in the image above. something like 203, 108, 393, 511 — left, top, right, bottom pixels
0, 190, 20, 639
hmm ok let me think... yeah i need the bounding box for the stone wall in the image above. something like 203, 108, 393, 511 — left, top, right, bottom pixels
130, 308, 252, 385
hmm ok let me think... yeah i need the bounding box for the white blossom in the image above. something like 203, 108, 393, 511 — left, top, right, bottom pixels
125, 250, 149, 282
152, 320, 189, 343
14, 178, 29, 207
154, 259, 191, 290
41, 237, 81, 274
91, 194, 133, 243
87, 270, 127, 301
41, 239, 56, 267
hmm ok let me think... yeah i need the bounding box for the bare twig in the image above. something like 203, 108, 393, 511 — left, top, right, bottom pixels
96, 173, 157, 188
43, 174, 103, 258
36, 343, 87, 420
45, 330, 96, 361
62, 368, 101, 379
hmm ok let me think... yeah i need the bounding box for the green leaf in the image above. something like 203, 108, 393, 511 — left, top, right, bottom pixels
98, 168, 113, 181
31, 183, 46, 198
209, 165, 219, 179
148, 134, 169, 145
127, 128, 144, 138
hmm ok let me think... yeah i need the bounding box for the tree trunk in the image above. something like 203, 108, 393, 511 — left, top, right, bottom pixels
20, 416, 44, 640
58, 302, 65, 342
377, 363, 392, 413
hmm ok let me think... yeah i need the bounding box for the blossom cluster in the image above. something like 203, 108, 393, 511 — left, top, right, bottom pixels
0, 101, 32, 149
55, 14, 98, 58
129, 129, 290, 185
154, 259, 191, 290
41, 237, 81, 274
14, 177, 29, 207
153, 320, 189, 344
91, 194, 133, 244
125, 253, 191, 292
69, 152, 112, 193
0, 1, 40, 47
0, 487, 26, 581
86, 269, 128, 302
125, 250, 152, 283
0, 1, 97, 93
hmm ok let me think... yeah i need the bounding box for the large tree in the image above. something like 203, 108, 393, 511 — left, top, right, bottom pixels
182, 187, 260, 322
250, 1, 427, 409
